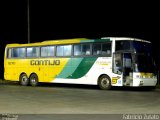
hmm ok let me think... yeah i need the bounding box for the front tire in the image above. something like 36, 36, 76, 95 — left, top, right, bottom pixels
98, 75, 111, 90
19, 73, 29, 86
29, 74, 39, 86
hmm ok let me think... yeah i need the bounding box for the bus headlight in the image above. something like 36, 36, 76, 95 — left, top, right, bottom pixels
136, 74, 156, 79
136, 75, 140, 78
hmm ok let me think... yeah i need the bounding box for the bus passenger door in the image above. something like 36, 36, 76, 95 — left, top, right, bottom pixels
112, 53, 133, 86
122, 53, 133, 86
112, 53, 123, 86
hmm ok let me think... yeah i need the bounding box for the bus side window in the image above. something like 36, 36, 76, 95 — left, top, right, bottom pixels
63, 45, 72, 56
41, 46, 55, 57
48, 46, 55, 56
102, 43, 111, 56
27, 47, 39, 57
56, 46, 63, 56
93, 44, 101, 55
41, 46, 48, 57
12, 48, 18, 57
74, 44, 81, 56
19, 48, 25, 58
82, 44, 91, 56
56, 45, 72, 57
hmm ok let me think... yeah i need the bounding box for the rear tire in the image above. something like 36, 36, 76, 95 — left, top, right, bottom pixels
98, 75, 111, 90
19, 73, 29, 86
29, 74, 39, 86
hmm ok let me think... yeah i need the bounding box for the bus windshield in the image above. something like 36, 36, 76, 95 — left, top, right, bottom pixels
116, 40, 152, 54
132, 41, 152, 53
134, 54, 156, 73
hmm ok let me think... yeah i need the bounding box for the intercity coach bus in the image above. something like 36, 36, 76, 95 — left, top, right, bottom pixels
4, 37, 157, 90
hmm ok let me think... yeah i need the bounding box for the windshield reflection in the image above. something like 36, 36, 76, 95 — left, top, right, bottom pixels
134, 54, 156, 73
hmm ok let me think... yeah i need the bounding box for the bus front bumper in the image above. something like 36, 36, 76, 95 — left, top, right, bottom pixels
132, 78, 157, 87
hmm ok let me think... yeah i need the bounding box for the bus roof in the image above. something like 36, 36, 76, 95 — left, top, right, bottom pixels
6, 38, 89, 47
101, 37, 151, 43
6, 37, 151, 48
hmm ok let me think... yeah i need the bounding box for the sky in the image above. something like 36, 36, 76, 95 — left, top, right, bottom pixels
0, 0, 160, 78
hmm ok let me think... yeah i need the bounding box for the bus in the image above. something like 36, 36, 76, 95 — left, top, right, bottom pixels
4, 37, 157, 90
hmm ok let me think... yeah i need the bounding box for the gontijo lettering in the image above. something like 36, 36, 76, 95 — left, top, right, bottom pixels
30, 60, 60, 65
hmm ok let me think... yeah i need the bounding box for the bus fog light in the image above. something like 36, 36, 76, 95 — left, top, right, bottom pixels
140, 81, 143, 85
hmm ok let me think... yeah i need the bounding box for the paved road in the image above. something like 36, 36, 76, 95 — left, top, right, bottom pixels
0, 81, 160, 114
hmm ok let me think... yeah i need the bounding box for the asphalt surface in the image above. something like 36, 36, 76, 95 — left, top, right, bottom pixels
0, 80, 160, 115
1, 80, 160, 120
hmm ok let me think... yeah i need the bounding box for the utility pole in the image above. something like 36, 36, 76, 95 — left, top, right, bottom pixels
27, 0, 30, 43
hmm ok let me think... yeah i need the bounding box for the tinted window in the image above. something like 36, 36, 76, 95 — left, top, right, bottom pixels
102, 43, 111, 56
92, 43, 111, 56
134, 54, 155, 73
82, 44, 91, 55
93, 44, 101, 55
48, 46, 55, 56
12, 48, 25, 58
56, 46, 63, 56
74, 45, 81, 56
56, 45, 72, 56
116, 41, 131, 51
132, 41, 152, 53
74, 44, 91, 56
41, 46, 55, 57
27, 47, 39, 57
64, 45, 72, 56
41, 47, 47, 57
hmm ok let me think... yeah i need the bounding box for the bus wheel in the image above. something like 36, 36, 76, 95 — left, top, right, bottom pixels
98, 75, 111, 90
29, 74, 39, 86
19, 73, 29, 86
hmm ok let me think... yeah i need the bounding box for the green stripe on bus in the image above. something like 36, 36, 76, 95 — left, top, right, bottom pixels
67, 57, 97, 79
80, 39, 110, 43
56, 58, 83, 78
